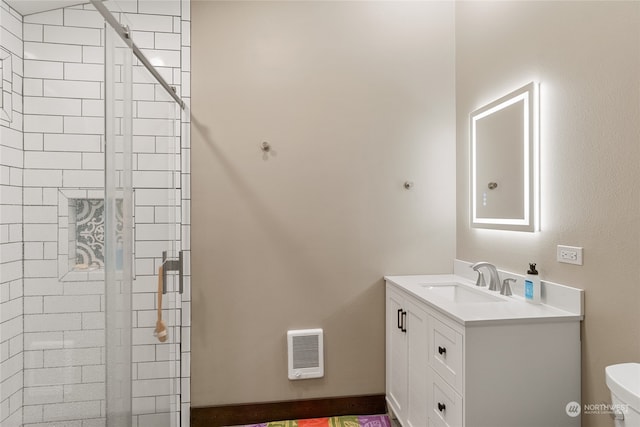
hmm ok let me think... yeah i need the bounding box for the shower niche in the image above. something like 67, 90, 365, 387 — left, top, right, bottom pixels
58, 189, 134, 281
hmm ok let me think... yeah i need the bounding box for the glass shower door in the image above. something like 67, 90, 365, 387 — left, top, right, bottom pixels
130, 64, 183, 427
104, 17, 182, 427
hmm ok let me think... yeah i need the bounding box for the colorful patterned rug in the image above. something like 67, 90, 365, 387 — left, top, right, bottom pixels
236, 415, 391, 427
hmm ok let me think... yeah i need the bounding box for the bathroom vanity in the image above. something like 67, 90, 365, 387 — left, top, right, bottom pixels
385, 261, 583, 427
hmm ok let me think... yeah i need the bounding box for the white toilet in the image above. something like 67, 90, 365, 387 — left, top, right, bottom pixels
606, 363, 640, 427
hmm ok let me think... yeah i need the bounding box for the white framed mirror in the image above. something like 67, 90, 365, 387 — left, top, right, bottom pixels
471, 81, 539, 232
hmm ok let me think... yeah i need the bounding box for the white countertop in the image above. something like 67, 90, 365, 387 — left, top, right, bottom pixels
385, 273, 584, 326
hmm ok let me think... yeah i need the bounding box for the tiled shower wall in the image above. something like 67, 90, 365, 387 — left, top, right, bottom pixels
1, 2, 24, 426
0, 0, 191, 425
0, 0, 24, 427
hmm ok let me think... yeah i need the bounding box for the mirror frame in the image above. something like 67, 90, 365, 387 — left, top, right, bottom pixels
470, 81, 539, 232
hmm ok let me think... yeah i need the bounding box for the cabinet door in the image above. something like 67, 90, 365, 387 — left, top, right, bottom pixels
405, 299, 429, 427
386, 286, 407, 419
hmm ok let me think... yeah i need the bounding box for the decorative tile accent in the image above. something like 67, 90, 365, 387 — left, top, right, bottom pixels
74, 198, 123, 268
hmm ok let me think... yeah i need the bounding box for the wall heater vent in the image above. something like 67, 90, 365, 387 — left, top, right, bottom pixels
287, 329, 324, 380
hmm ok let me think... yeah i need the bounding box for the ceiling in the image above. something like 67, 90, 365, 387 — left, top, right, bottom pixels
5, 0, 89, 16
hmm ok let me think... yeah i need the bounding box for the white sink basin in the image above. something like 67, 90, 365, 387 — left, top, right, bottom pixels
420, 282, 505, 304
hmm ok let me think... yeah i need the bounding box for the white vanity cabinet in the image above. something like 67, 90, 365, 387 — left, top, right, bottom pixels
386, 285, 429, 427
385, 279, 581, 427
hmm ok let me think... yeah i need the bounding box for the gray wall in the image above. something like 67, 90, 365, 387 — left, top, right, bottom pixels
455, 2, 640, 426
191, 1, 456, 406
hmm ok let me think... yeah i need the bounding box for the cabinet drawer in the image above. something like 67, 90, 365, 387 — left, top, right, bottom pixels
429, 316, 463, 393
429, 371, 463, 427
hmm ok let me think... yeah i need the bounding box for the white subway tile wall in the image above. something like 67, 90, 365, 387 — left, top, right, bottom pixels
0, 0, 191, 425
1, 1, 24, 426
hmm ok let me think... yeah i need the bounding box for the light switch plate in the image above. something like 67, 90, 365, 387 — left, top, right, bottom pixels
557, 245, 583, 265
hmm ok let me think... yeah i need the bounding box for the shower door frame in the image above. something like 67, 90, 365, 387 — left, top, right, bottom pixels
104, 21, 134, 426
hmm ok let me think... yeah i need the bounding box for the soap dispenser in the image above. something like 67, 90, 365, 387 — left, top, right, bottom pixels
524, 263, 541, 304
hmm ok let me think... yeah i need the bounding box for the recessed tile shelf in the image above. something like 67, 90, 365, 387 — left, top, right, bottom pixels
0, 47, 13, 122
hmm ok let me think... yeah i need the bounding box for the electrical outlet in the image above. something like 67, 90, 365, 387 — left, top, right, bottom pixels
557, 245, 583, 265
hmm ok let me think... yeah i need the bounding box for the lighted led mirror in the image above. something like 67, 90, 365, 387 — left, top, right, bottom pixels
471, 82, 539, 232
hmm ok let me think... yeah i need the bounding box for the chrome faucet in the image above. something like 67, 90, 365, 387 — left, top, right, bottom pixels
470, 262, 501, 292
473, 270, 487, 287
501, 278, 516, 296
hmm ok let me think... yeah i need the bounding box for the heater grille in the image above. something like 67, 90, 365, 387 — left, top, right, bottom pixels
287, 329, 324, 380
292, 335, 320, 369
